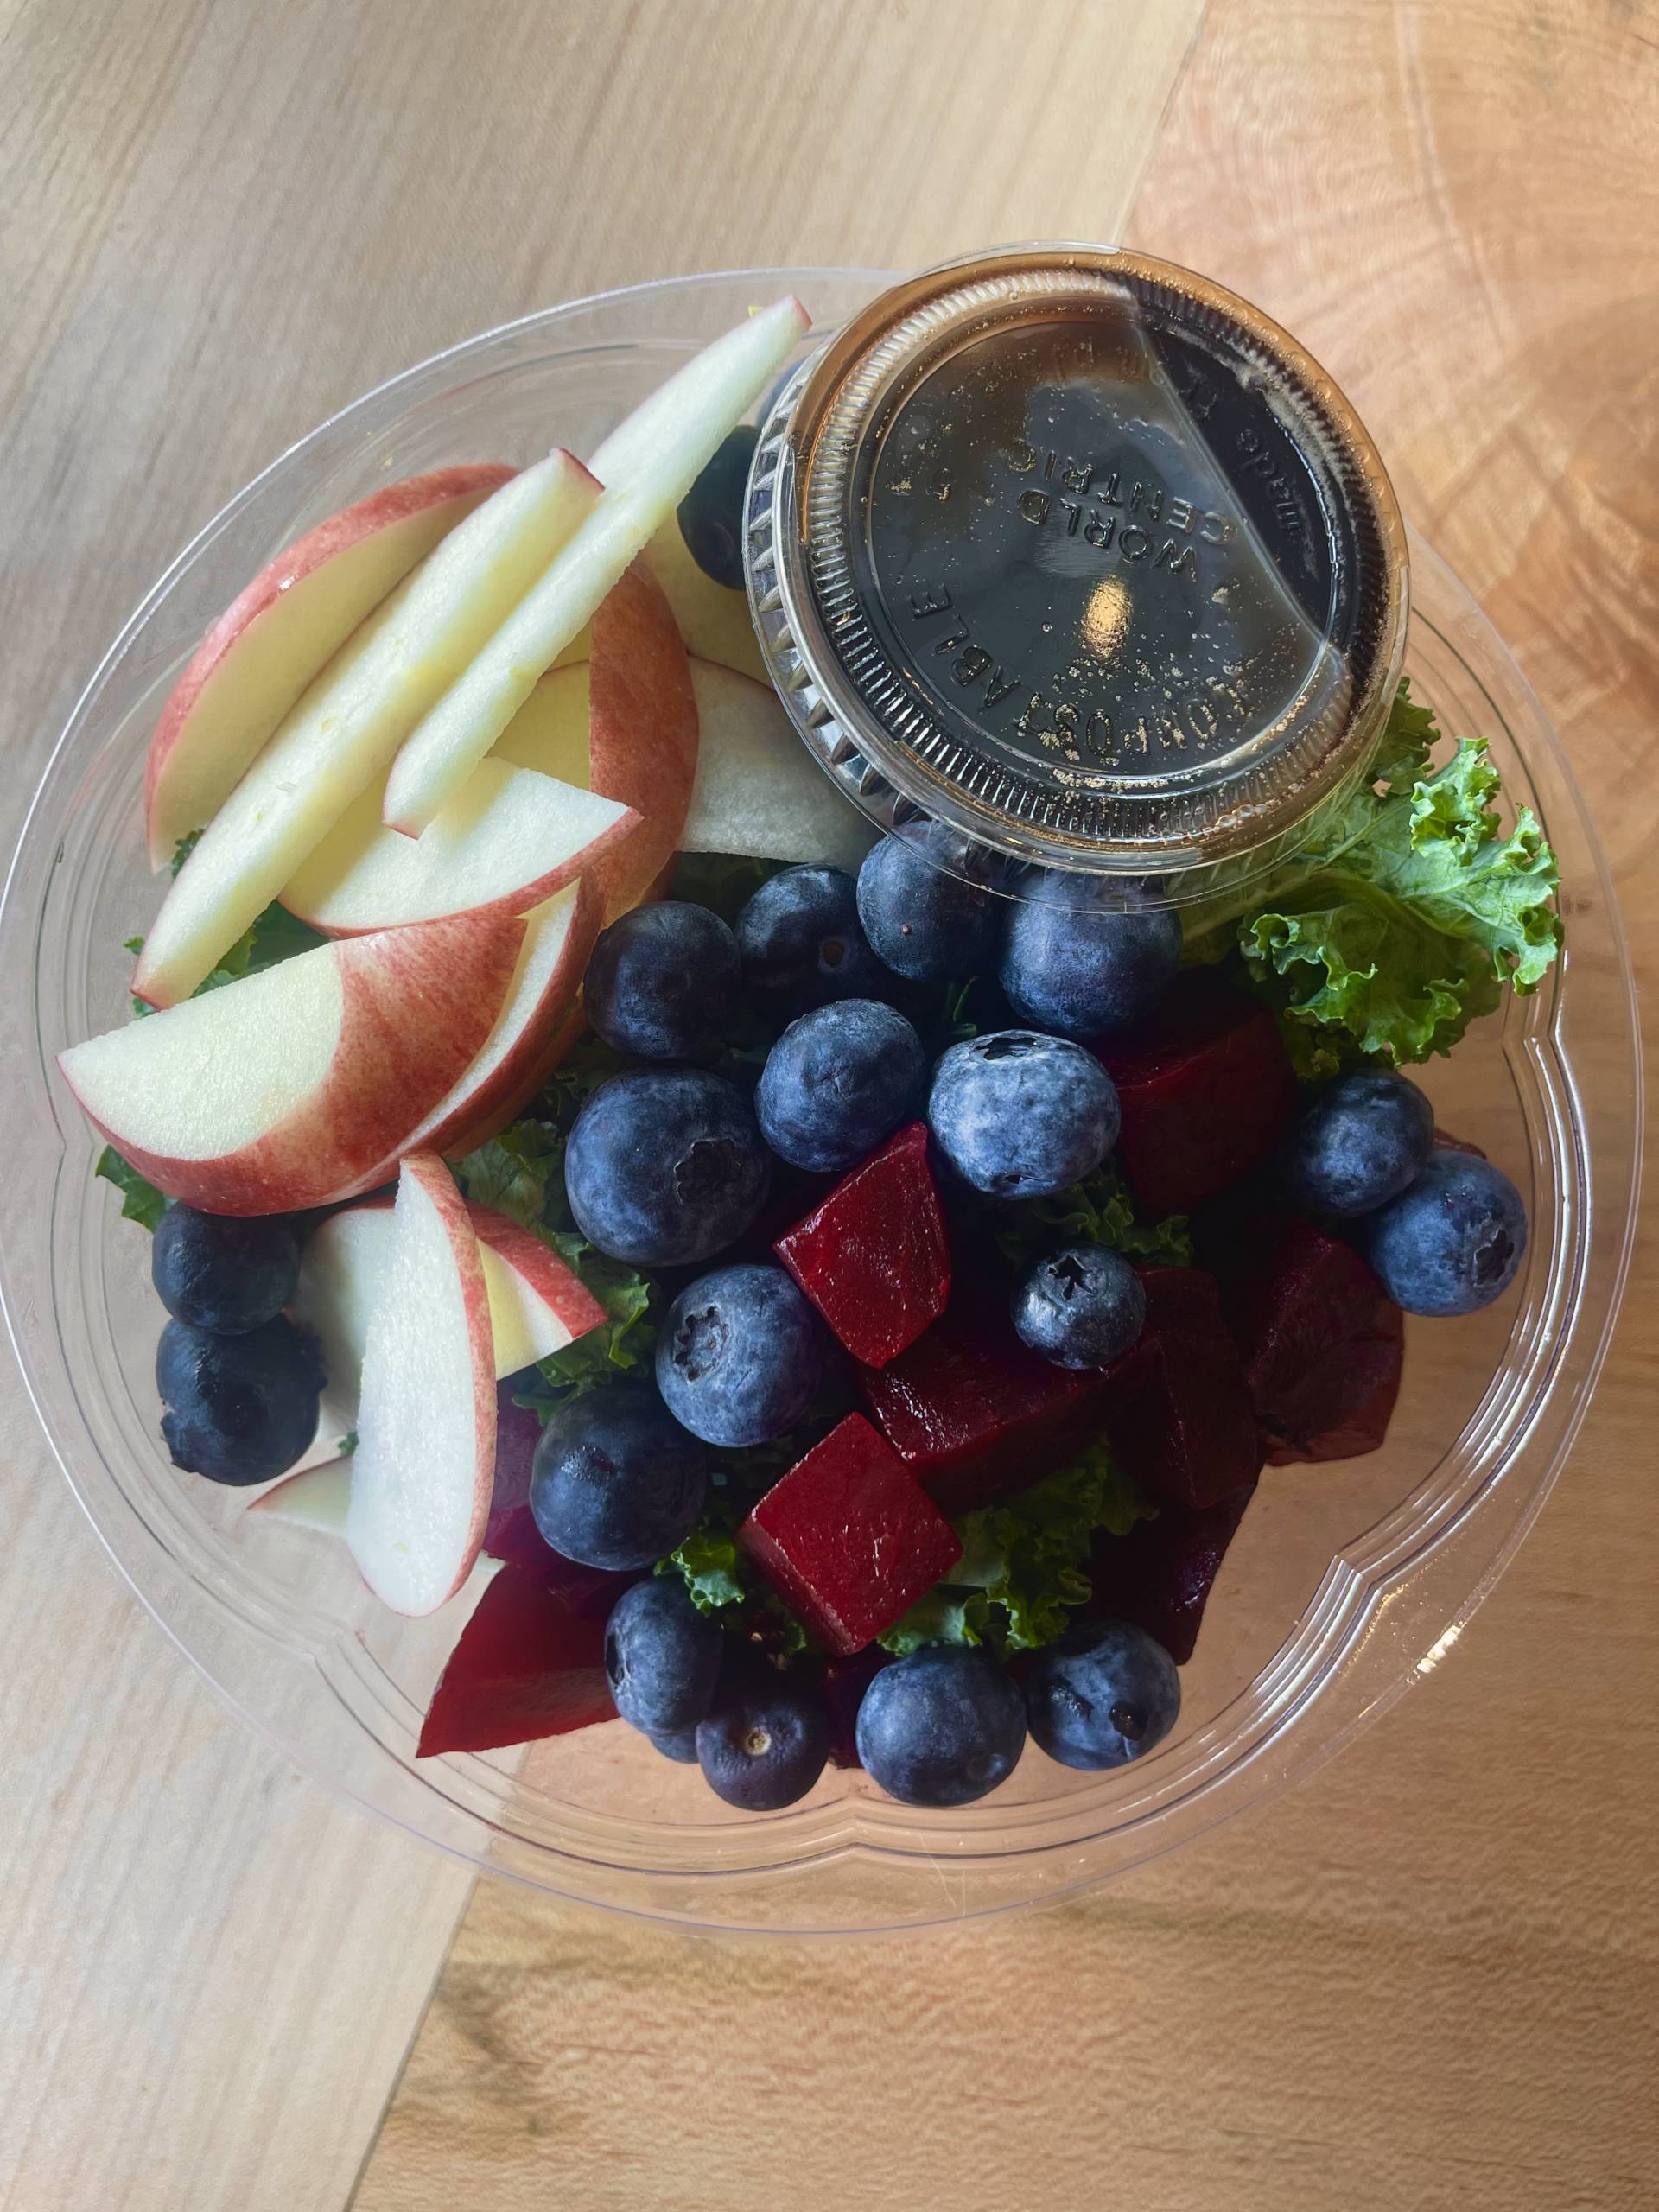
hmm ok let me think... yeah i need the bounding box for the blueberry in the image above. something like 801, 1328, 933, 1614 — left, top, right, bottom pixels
563, 1068, 772, 1267
696, 1671, 830, 1809
647, 1725, 702, 1764
583, 901, 739, 1061
755, 999, 925, 1173
1362, 1150, 1529, 1316
1000, 890, 1182, 1039
928, 1030, 1119, 1199
605, 1576, 724, 1735
855, 836, 1001, 982
156, 1314, 324, 1485
735, 865, 883, 1016
1013, 1243, 1147, 1370
855, 1644, 1026, 1807
529, 1385, 708, 1571
656, 1263, 822, 1447
1024, 1620, 1181, 1770
150, 1204, 301, 1335
1280, 1070, 1435, 1218
677, 423, 759, 588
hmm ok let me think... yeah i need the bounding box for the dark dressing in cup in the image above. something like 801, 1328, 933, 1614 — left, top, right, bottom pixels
747, 245, 1407, 905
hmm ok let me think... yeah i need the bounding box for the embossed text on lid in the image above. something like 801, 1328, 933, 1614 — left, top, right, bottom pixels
747, 246, 1408, 886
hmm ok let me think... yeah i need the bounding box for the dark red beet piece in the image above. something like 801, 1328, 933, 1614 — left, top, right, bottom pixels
1092, 968, 1298, 1218
417, 1567, 613, 1757
480, 1389, 547, 1568
1086, 1481, 1258, 1663
1135, 1264, 1227, 1339
1272, 1338, 1402, 1465
775, 1123, 950, 1369
740, 1413, 962, 1655
1102, 1267, 1264, 1510
823, 1646, 894, 1768
860, 1274, 1116, 1514
1208, 1209, 1405, 1465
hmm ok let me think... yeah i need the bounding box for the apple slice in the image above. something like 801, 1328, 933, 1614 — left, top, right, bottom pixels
680, 659, 875, 871
61, 906, 524, 1213
292, 1192, 603, 1417
134, 451, 600, 1007
346, 1154, 496, 1616
249, 1459, 353, 1535
490, 565, 697, 920
143, 465, 513, 870
280, 756, 638, 934
468, 1208, 607, 1372
329, 880, 597, 1192
643, 517, 769, 683
492, 664, 589, 785
381, 296, 808, 836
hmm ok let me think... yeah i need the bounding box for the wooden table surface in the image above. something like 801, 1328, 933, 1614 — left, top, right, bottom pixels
3, 3, 1654, 2208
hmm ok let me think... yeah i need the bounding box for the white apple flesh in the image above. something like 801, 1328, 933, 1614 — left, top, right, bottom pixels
380, 296, 808, 836
490, 567, 698, 922
61, 907, 524, 1213
134, 451, 600, 1007
678, 659, 876, 871
642, 517, 769, 683
248, 1459, 353, 1535
143, 464, 513, 870
281, 757, 638, 935
337, 879, 597, 1188
346, 1154, 497, 1617
292, 1192, 603, 1414
496, 652, 870, 876
467, 1208, 607, 1372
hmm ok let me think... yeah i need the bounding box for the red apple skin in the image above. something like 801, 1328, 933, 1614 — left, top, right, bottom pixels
413, 878, 602, 1164
298, 804, 639, 938
467, 1207, 607, 1342
587, 560, 700, 920
144, 464, 515, 869
67, 908, 525, 1215
398, 1150, 499, 1611
281, 774, 641, 939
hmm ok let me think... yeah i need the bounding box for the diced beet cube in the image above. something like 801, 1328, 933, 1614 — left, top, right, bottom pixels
1137, 1264, 1228, 1339
1208, 1209, 1405, 1465
740, 1414, 962, 1655
1271, 1339, 1402, 1465
417, 1567, 614, 1757
1092, 969, 1298, 1218
1102, 1266, 1264, 1510
860, 1275, 1116, 1514
1086, 1480, 1258, 1663
823, 1646, 894, 1768
775, 1123, 950, 1369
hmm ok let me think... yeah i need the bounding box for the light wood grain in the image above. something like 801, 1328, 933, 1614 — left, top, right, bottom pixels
356, 3, 1659, 2210
0, 4, 1199, 2209
4, 0, 1655, 2208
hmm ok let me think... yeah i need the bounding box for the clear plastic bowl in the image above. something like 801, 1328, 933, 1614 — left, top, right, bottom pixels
0, 270, 1641, 1936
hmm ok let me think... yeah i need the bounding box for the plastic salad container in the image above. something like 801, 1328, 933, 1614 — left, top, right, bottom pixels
0, 266, 1640, 1935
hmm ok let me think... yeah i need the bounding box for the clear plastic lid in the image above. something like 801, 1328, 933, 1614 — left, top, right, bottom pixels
747, 245, 1408, 905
